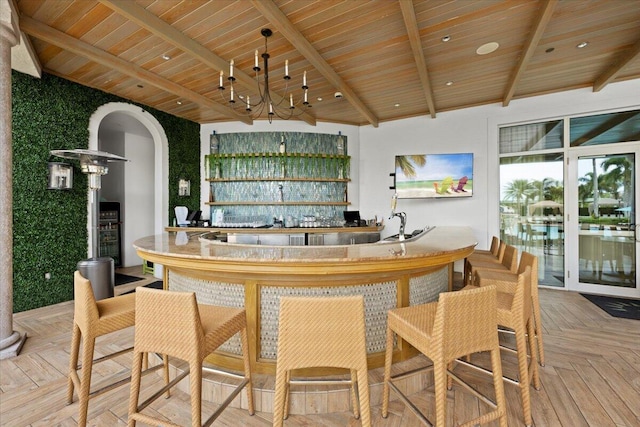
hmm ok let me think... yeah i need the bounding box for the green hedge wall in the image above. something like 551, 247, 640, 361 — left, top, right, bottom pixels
11, 71, 200, 312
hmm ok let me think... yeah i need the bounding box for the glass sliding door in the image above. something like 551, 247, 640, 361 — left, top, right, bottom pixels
499, 154, 565, 287
499, 119, 565, 287
567, 149, 639, 297
565, 109, 640, 298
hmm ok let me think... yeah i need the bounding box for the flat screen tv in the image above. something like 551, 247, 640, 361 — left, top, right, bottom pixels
395, 153, 473, 199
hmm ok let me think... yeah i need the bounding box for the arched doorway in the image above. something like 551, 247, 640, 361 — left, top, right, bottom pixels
87, 103, 168, 276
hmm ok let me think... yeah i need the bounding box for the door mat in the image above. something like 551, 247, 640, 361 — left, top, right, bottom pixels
115, 273, 143, 286
581, 294, 640, 320
121, 281, 163, 295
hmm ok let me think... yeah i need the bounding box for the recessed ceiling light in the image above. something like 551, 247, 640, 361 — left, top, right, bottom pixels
441, 35, 451, 42
162, 54, 171, 60
576, 41, 589, 49
446, 81, 454, 86
176, 101, 182, 105
476, 42, 499, 55
317, 97, 323, 101
545, 47, 555, 53
394, 103, 400, 107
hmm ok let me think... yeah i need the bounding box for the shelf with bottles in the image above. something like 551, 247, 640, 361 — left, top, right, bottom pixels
205, 153, 350, 181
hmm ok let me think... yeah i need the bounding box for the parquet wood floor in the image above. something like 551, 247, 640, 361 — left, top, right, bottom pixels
1, 268, 638, 426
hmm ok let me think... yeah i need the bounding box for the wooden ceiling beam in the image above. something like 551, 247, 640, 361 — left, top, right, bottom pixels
19, 15, 252, 124
593, 36, 640, 92
20, 16, 253, 125
99, 0, 316, 126
503, 0, 558, 107
399, 0, 435, 119
251, 0, 379, 127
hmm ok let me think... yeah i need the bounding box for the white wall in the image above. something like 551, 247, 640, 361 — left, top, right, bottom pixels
99, 130, 125, 203
199, 80, 640, 270
123, 133, 154, 267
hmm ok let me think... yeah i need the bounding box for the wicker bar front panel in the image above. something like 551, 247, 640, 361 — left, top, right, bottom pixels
409, 266, 448, 305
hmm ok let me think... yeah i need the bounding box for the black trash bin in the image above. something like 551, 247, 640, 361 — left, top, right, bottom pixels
77, 257, 114, 301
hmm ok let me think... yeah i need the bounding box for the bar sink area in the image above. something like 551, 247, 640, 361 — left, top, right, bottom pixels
380, 226, 434, 243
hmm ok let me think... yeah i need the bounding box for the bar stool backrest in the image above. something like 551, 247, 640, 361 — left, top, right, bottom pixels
489, 236, 500, 256
518, 252, 538, 287
502, 245, 518, 273
277, 295, 367, 370
134, 287, 203, 361
437, 285, 498, 361
74, 271, 100, 333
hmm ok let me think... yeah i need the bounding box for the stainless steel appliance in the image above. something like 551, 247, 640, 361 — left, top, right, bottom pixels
99, 202, 122, 267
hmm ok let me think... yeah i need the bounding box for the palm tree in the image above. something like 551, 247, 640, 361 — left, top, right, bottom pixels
395, 155, 426, 178
503, 179, 534, 216
601, 155, 632, 207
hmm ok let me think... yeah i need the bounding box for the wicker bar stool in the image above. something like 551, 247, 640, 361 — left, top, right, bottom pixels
461, 266, 540, 427
474, 251, 545, 366
273, 296, 371, 427
475, 236, 501, 257
67, 271, 161, 426
382, 285, 507, 427
465, 244, 518, 286
464, 240, 505, 285
127, 287, 254, 427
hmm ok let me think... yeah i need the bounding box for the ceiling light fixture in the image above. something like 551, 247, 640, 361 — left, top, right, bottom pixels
441, 35, 451, 42
476, 42, 499, 55
576, 41, 589, 49
218, 28, 310, 123
161, 54, 171, 60
446, 81, 454, 86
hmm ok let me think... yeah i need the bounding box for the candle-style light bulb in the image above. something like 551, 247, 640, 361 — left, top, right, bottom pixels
230, 86, 234, 102
230, 59, 234, 78
247, 96, 250, 109
219, 70, 223, 87
254, 50, 258, 68
290, 93, 294, 108
269, 103, 274, 114
303, 70, 307, 87
304, 89, 308, 103
285, 59, 289, 77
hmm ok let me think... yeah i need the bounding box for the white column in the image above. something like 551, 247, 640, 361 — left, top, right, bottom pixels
0, 0, 26, 359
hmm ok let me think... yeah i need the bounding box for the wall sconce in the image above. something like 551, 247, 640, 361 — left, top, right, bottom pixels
178, 178, 191, 196
47, 162, 73, 190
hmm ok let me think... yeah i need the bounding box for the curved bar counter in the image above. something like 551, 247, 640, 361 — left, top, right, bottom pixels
133, 226, 476, 375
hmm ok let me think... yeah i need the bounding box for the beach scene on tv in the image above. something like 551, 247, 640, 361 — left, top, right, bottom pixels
395, 153, 473, 198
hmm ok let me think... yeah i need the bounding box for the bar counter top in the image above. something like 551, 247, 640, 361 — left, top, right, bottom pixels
135, 226, 476, 272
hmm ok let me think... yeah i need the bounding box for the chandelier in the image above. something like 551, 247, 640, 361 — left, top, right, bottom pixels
218, 28, 310, 123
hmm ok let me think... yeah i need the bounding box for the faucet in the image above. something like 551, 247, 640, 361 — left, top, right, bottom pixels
391, 212, 407, 241
389, 193, 407, 241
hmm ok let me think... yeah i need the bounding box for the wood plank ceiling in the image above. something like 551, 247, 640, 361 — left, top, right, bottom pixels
12, 0, 640, 127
